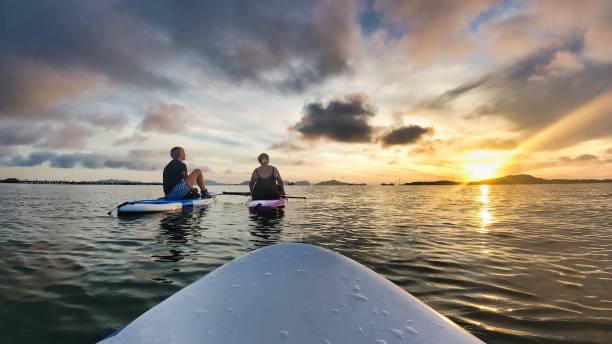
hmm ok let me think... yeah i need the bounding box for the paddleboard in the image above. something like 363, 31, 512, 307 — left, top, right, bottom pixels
100, 243, 485, 344
246, 197, 287, 210
117, 193, 216, 214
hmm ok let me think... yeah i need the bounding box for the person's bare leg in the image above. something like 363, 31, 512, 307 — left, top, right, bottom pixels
185, 169, 207, 193
196, 172, 206, 192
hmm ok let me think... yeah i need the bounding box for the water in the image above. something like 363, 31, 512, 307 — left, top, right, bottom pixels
0, 183, 611, 343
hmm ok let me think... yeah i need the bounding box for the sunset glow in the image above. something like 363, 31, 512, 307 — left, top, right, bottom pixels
0, 1, 610, 183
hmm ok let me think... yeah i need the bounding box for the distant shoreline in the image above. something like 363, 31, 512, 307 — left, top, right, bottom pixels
1, 174, 611, 186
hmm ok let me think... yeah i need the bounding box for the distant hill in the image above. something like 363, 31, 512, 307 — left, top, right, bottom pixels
97, 179, 134, 184
404, 174, 612, 185
315, 179, 366, 185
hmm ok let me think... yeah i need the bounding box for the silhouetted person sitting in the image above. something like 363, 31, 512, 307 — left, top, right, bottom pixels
249, 153, 285, 200
163, 147, 210, 200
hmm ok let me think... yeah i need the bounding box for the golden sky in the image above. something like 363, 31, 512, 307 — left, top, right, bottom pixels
1, 0, 611, 183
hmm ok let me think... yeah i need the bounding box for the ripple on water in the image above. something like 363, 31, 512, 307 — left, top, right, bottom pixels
0, 183, 611, 343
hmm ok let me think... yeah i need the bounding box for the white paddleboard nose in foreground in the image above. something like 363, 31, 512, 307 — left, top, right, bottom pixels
100, 243, 485, 344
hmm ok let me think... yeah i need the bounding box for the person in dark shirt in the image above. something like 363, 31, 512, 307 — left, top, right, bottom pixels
249, 153, 285, 200
163, 147, 210, 200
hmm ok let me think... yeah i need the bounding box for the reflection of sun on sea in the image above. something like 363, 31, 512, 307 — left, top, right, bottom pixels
478, 185, 493, 232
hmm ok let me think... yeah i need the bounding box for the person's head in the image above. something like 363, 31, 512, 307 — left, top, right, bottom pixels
170, 147, 185, 161
258, 153, 269, 165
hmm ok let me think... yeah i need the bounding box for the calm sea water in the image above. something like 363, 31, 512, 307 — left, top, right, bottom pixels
0, 183, 610, 343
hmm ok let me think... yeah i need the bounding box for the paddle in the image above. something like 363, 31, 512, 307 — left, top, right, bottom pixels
222, 191, 251, 196
222, 191, 306, 199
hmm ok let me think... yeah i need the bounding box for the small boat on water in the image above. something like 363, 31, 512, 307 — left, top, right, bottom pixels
99, 243, 485, 343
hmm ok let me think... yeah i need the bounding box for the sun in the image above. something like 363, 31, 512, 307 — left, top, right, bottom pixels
462, 151, 505, 181
464, 163, 499, 180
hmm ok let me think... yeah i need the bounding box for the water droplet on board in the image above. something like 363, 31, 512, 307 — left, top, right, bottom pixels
391, 329, 404, 338
280, 330, 289, 338
350, 293, 368, 301
404, 325, 418, 335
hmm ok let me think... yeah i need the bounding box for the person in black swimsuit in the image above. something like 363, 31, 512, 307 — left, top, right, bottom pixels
249, 153, 285, 200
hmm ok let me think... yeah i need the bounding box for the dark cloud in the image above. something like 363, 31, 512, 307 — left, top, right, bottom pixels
293, 94, 376, 143
127, 0, 359, 92
1, 151, 58, 167
0, 151, 162, 171
380, 125, 433, 147
140, 104, 187, 133
0, 122, 46, 145
0, 0, 359, 118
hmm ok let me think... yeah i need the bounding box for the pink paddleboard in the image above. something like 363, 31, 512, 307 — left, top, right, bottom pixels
246, 198, 287, 210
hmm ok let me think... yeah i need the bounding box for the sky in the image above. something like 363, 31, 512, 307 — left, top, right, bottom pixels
1, 0, 611, 184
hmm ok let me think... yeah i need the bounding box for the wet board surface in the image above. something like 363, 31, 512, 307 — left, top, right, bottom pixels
117, 193, 216, 213
100, 243, 485, 344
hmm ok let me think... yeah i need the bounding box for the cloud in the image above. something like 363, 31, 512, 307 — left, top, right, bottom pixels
40, 124, 94, 148
81, 113, 127, 130
380, 125, 433, 147
0, 151, 162, 170
470, 137, 519, 150
558, 154, 600, 163
291, 160, 307, 166
129, 0, 360, 92
372, 0, 495, 62
140, 104, 187, 133
425, 38, 612, 150
114, 133, 150, 146
1, 151, 58, 167
0, 122, 47, 145
292, 94, 376, 143
267, 138, 306, 152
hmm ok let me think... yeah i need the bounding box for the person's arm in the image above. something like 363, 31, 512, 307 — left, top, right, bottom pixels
249, 170, 257, 193
273, 167, 285, 195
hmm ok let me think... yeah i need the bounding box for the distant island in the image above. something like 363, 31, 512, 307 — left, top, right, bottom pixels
315, 179, 366, 185
238, 180, 312, 185
3, 174, 610, 186
404, 174, 612, 185
0, 178, 162, 185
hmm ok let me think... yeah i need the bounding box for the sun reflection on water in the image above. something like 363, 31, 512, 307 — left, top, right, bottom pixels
478, 185, 494, 232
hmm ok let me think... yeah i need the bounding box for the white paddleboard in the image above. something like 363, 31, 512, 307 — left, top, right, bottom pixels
117, 193, 216, 213
100, 243, 485, 343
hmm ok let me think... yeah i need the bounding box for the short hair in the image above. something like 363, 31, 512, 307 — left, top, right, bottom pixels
170, 147, 183, 159
258, 153, 269, 163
